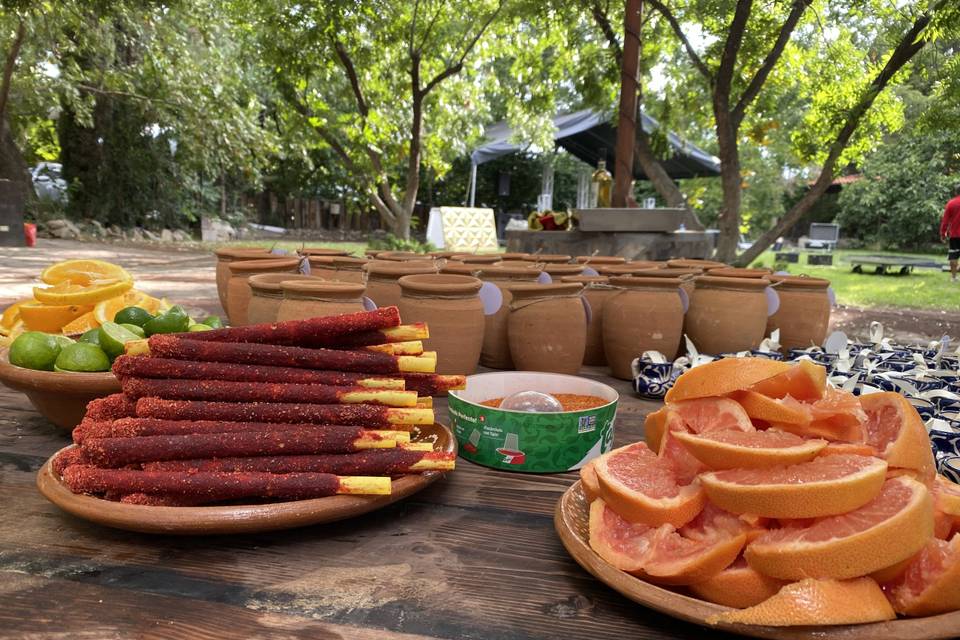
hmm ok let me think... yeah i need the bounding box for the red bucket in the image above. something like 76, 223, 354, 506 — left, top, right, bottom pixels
24, 222, 36, 247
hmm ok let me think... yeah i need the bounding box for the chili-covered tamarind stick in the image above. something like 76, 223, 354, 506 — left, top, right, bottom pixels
73, 418, 410, 444
62, 466, 392, 500
144, 450, 455, 474
120, 377, 418, 407
85, 394, 137, 421
134, 335, 436, 373
400, 373, 467, 396
112, 356, 406, 390
135, 397, 434, 426
81, 429, 403, 467
174, 307, 401, 347
52, 447, 92, 475
328, 323, 429, 348
416, 397, 433, 408
119, 493, 210, 507
400, 442, 435, 452
363, 341, 424, 356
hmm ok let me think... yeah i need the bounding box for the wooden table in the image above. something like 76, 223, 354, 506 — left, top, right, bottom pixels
0, 368, 742, 640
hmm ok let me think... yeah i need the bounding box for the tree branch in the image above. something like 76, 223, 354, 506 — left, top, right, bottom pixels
731, 0, 808, 126
421, 0, 504, 97
590, 0, 622, 68
332, 39, 369, 117
715, 0, 754, 107
0, 19, 25, 123
646, 0, 712, 80
409, 0, 420, 56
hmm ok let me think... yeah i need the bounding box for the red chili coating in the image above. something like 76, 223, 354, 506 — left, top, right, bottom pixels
112, 356, 387, 387
121, 377, 379, 404
148, 335, 401, 373
143, 450, 451, 474
51, 447, 92, 475
331, 324, 426, 349
400, 373, 466, 396
136, 397, 391, 426
85, 394, 137, 421
82, 429, 377, 466
119, 493, 209, 507
62, 465, 343, 501
178, 307, 400, 346
79, 418, 364, 440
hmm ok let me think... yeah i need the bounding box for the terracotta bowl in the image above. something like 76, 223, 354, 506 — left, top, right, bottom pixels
0, 348, 119, 430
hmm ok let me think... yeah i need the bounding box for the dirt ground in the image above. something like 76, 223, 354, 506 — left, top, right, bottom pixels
1, 238, 953, 345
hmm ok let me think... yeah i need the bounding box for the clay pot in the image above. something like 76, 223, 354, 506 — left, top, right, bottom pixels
597, 264, 663, 277
398, 274, 484, 375
507, 283, 586, 374
305, 255, 338, 279
429, 251, 461, 259
276, 281, 366, 321
561, 275, 615, 366
375, 251, 432, 262
450, 253, 502, 265
710, 267, 772, 279
631, 267, 702, 295
299, 248, 352, 257
575, 255, 626, 265
522, 253, 571, 264
501, 252, 530, 260
440, 262, 483, 276
685, 275, 771, 355
766, 275, 832, 352
478, 266, 544, 369
247, 273, 322, 325
603, 277, 686, 379
329, 257, 370, 283
543, 263, 585, 278
668, 258, 727, 271
625, 260, 667, 269
226, 258, 301, 326
497, 260, 540, 268
363, 260, 439, 309
214, 247, 270, 313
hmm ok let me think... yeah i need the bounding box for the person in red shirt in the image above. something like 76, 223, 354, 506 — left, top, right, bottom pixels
940, 186, 960, 282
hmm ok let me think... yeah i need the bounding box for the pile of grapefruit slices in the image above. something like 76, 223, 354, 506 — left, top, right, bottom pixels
581, 357, 960, 627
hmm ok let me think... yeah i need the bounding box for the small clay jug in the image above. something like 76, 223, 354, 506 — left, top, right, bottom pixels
440, 262, 483, 277
710, 267, 771, 279
668, 258, 727, 271
500, 252, 530, 260
298, 248, 352, 257
363, 260, 438, 309
507, 282, 586, 374
276, 281, 366, 321
329, 256, 370, 283
766, 275, 831, 352
477, 265, 544, 369
596, 264, 662, 277
561, 275, 614, 367
625, 260, 667, 270
451, 253, 502, 265
685, 275, 770, 355
226, 257, 301, 326
398, 274, 485, 375
603, 276, 685, 379
429, 250, 461, 259
247, 273, 321, 325
575, 255, 626, 265
631, 267, 702, 296
543, 263, 585, 278
305, 255, 338, 279
522, 253, 571, 264
214, 247, 269, 313
375, 251, 431, 262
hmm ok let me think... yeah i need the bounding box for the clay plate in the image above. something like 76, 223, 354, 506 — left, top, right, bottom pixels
0, 347, 120, 430
38, 422, 456, 535
554, 480, 960, 640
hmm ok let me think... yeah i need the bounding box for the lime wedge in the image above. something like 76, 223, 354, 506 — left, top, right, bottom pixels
188, 323, 213, 332
98, 321, 141, 359
119, 323, 146, 338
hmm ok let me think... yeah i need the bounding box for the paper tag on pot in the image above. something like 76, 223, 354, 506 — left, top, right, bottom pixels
827, 286, 837, 307
764, 286, 780, 316
582, 266, 600, 277
677, 287, 689, 314
299, 256, 311, 275
362, 296, 377, 311
824, 331, 847, 354
536, 272, 552, 284
582, 295, 592, 324
479, 281, 503, 316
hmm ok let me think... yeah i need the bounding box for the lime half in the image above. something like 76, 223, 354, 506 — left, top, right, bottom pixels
8, 331, 62, 371
120, 323, 146, 338
55, 342, 111, 372
98, 321, 142, 359
78, 328, 101, 346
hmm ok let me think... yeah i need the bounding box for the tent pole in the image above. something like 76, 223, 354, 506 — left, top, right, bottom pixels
468, 162, 478, 207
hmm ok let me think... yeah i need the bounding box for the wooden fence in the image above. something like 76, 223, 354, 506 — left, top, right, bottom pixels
242, 193, 385, 232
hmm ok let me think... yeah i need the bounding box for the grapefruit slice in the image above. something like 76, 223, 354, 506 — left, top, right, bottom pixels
689, 557, 786, 609
588, 498, 662, 572
884, 534, 960, 616
731, 390, 809, 425
594, 442, 705, 527
748, 359, 826, 401
818, 442, 877, 457
580, 460, 601, 502
665, 358, 791, 403
860, 392, 936, 476
643, 406, 669, 452
745, 476, 934, 580
935, 476, 960, 517
672, 429, 827, 470
659, 398, 755, 484
774, 388, 867, 442
699, 454, 887, 518
707, 577, 895, 626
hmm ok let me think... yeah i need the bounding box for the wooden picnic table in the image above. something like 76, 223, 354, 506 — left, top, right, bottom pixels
0, 364, 741, 639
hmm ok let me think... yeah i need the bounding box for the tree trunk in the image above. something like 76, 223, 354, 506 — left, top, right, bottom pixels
613, 0, 642, 207
0, 120, 31, 201
714, 110, 742, 262
634, 131, 688, 210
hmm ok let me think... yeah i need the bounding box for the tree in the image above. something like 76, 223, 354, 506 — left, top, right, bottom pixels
248, 0, 507, 239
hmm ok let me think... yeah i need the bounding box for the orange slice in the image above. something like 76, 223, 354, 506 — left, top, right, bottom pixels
745, 476, 934, 580
1, 298, 33, 329
60, 311, 101, 335
34, 279, 133, 306
664, 358, 791, 403
700, 454, 887, 518
93, 290, 158, 325
748, 359, 826, 401
18, 302, 93, 332
690, 557, 786, 608
40, 259, 130, 285
884, 534, 960, 616
707, 577, 895, 626
594, 442, 705, 527
860, 391, 935, 476
672, 429, 827, 470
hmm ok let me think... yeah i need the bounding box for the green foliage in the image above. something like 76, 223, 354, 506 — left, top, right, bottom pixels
366, 234, 436, 254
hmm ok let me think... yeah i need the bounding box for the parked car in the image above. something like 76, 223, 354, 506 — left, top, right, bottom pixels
31, 162, 68, 203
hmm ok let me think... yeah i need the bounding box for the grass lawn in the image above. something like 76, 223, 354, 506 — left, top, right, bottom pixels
748, 249, 960, 311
